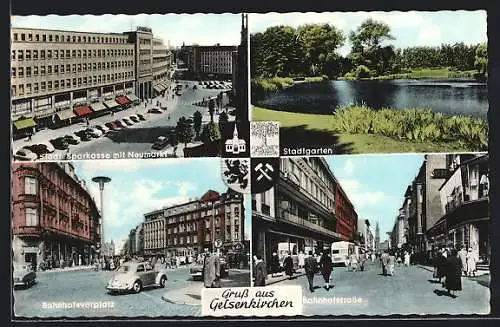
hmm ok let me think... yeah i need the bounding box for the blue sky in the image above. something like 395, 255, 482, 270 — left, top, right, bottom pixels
73, 159, 251, 249
11, 13, 242, 48
250, 11, 487, 56
325, 154, 425, 242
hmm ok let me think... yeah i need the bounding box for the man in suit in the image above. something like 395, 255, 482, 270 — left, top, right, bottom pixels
304, 250, 318, 292
380, 250, 389, 276
203, 248, 221, 288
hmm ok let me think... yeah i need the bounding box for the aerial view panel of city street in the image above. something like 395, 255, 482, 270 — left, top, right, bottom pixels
11, 13, 248, 160
12, 159, 251, 317
252, 154, 490, 315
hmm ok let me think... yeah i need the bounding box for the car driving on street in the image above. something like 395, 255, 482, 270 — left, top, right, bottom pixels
152, 136, 169, 150
13, 263, 36, 288
106, 261, 168, 294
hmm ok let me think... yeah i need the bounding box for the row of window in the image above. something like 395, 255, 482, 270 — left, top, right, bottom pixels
24, 208, 91, 235
13, 31, 129, 44
11, 48, 134, 61
12, 72, 134, 97
12, 61, 135, 79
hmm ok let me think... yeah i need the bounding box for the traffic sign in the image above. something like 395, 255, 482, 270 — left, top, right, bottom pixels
215, 239, 223, 249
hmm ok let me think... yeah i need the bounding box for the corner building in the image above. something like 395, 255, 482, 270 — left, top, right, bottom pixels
12, 162, 100, 269
10, 27, 172, 135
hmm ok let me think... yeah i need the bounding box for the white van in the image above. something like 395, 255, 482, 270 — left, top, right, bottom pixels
331, 241, 356, 266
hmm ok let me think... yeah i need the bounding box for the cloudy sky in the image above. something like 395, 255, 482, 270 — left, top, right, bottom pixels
325, 154, 425, 242
11, 13, 242, 48
72, 159, 251, 249
250, 11, 487, 56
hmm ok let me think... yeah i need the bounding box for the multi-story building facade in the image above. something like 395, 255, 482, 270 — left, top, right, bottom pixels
358, 219, 374, 252
427, 153, 490, 264
391, 207, 407, 249
375, 222, 380, 250
252, 157, 346, 266
10, 26, 171, 136
182, 44, 237, 80
142, 189, 245, 259
12, 162, 100, 269
335, 184, 358, 241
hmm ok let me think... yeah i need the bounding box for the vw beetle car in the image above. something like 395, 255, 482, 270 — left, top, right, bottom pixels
13, 263, 36, 288
106, 261, 167, 294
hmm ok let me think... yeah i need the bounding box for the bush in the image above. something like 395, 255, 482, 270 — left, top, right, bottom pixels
331, 105, 488, 151
355, 65, 371, 79
200, 122, 221, 144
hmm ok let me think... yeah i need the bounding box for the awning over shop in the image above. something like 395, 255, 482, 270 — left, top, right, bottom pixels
13, 118, 36, 130
73, 105, 94, 117
104, 100, 120, 109
126, 94, 140, 102
116, 96, 130, 106
161, 82, 169, 89
90, 102, 107, 112
153, 85, 163, 93
56, 109, 76, 120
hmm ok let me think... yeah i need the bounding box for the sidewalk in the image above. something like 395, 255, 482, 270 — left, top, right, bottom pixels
260, 268, 306, 286
162, 284, 202, 306
418, 264, 490, 276
37, 265, 96, 274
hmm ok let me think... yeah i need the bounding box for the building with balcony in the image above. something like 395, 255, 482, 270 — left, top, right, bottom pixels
12, 162, 100, 269
10, 26, 170, 137
252, 157, 347, 266
427, 153, 489, 264
142, 189, 245, 259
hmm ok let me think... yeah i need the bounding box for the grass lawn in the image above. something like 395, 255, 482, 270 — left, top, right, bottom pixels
339, 67, 478, 80
252, 107, 469, 154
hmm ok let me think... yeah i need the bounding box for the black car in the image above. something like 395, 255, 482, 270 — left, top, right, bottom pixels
64, 135, 80, 145
26, 144, 50, 158
75, 130, 92, 141
50, 137, 69, 150
137, 114, 146, 121
129, 116, 140, 123
147, 108, 162, 114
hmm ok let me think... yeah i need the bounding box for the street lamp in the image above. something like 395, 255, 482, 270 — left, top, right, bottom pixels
92, 176, 111, 256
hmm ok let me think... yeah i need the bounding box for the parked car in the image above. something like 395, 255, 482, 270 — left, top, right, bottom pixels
13, 263, 36, 288
105, 122, 122, 131
189, 255, 228, 280
136, 113, 146, 121
13, 148, 37, 161
87, 128, 103, 138
122, 118, 134, 126
50, 137, 69, 150
75, 130, 92, 141
114, 120, 127, 128
106, 261, 167, 294
64, 135, 80, 145
25, 144, 49, 158
160, 105, 168, 111
38, 142, 55, 153
94, 124, 110, 134
129, 115, 140, 123
152, 136, 169, 150
147, 108, 162, 114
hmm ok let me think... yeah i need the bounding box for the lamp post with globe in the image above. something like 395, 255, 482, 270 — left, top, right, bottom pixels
92, 176, 111, 257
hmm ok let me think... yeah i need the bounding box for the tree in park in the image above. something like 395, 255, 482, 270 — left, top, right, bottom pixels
200, 122, 221, 144
208, 99, 216, 122
176, 116, 194, 148
251, 122, 279, 147
475, 43, 488, 76
218, 111, 229, 134
193, 111, 203, 138
349, 19, 395, 75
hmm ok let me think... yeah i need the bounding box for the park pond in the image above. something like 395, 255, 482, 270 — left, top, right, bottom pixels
254, 79, 488, 118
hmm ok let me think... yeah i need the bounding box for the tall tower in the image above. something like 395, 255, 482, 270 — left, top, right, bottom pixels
375, 221, 380, 250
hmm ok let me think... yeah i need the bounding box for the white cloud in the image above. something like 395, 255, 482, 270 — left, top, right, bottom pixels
417, 24, 442, 45
343, 159, 355, 176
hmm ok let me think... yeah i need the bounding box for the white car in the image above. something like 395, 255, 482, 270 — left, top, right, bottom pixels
87, 128, 103, 138
14, 148, 37, 161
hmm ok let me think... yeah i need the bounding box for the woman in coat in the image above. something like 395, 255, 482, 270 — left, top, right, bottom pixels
319, 252, 333, 290
270, 252, 280, 277
444, 249, 462, 296
434, 249, 447, 283
253, 255, 267, 286
283, 252, 294, 279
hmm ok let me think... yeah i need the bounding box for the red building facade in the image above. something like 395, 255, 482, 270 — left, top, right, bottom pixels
335, 184, 358, 241
12, 162, 100, 269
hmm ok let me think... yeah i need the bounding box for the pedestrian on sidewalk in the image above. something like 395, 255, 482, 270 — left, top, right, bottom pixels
304, 251, 318, 293
387, 251, 396, 276
380, 250, 389, 276
203, 248, 221, 288
444, 248, 462, 297
466, 248, 477, 277
319, 251, 333, 290
270, 252, 280, 278
27, 132, 32, 141
458, 246, 468, 276
433, 248, 446, 282
253, 255, 267, 286
404, 251, 410, 267
283, 252, 294, 280
298, 251, 305, 269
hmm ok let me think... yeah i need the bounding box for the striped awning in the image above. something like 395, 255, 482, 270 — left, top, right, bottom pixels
153, 85, 163, 93
161, 82, 169, 89
56, 109, 76, 120
90, 102, 107, 112
104, 100, 120, 109
13, 118, 36, 130
126, 94, 140, 102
